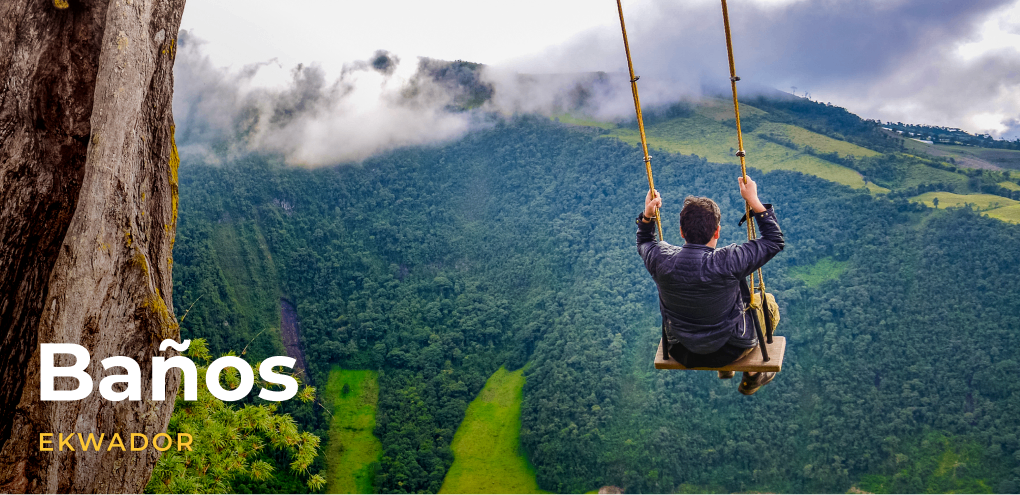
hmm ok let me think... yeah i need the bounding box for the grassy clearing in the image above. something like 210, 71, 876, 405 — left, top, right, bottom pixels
999, 181, 1020, 192
325, 369, 381, 494
789, 257, 849, 288
909, 192, 1020, 224
900, 162, 971, 191
985, 204, 1020, 224
439, 367, 547, 494
909, 192, 1018, 211
756, 122, 881, 158
554, 114, 618, 130
605, 114, 886, 193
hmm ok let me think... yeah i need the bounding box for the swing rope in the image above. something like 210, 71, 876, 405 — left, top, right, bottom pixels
617, 0, 777, 357
720, 0, 770, 327
616, 0, 663, 241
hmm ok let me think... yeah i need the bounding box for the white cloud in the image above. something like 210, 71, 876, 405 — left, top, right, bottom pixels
172, 36, 475, 166
177, 0, 1020, 147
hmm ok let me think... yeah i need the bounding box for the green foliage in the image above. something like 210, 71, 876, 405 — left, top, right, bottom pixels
325, 369, 381, 493
674, 483, 716, 493
415, 58, 494, 111
581, 95, 1020, 202
604, 110, 879, 192
440, 367, 547, 494
172, 111, 1020, 494
172, 218, 286, 361
145, 339, 325, 493
855, 432, 1001, 493
788, 257, 848, 288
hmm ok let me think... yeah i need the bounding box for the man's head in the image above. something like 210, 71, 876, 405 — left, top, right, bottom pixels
679, 196, 721, 245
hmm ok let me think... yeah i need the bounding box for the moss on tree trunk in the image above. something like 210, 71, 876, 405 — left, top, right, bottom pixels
0, 0, 186, 491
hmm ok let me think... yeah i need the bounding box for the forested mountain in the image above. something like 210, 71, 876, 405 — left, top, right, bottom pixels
172, 110, 1020, 493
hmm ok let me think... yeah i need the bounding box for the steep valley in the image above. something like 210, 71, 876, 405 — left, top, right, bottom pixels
172, 108, 1020, 493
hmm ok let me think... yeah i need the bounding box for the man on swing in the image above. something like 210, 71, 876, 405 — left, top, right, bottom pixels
637, 176, 784, 395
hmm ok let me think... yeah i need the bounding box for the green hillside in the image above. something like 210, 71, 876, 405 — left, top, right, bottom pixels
756, 122, 881, 158
559, 97, 1020, 229
173, 219, 286, 359
606, 97, 894, 192
909, 192, 1020, 224
987, 204, 1020, 224
440, 367, 545, 494
173, 109, 1020, 493
898, 159, 971, 190
603, 109, 886, 193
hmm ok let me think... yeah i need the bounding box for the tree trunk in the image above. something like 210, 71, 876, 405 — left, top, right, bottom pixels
0, 0, 186, 491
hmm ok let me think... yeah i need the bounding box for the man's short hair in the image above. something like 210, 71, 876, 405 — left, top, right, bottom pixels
680, 196, 721, 245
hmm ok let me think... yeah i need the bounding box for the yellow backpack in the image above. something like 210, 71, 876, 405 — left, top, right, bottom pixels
750, 291, 780, 334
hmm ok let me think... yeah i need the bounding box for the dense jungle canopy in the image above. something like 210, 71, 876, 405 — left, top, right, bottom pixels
172, 108, 1020, 493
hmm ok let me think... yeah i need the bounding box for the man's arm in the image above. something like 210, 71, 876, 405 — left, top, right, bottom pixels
636, 189, 662, 274
726, 177, 785, 278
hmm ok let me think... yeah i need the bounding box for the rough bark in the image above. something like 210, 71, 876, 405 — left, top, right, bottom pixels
0, 0, 186, 492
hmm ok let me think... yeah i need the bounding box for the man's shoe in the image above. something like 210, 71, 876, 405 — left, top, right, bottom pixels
718, 370, 735, 379
738, 371, 775, 395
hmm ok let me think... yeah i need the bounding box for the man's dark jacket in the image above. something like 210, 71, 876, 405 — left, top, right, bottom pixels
637, 206, 784, 354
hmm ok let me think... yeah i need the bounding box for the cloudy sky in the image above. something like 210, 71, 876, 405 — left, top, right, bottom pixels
177, 0, 1020, 164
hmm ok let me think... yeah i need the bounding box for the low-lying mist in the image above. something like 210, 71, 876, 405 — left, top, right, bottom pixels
173, 32, 475, 166
172, 0, 1020, 168
171, 30, 702, 167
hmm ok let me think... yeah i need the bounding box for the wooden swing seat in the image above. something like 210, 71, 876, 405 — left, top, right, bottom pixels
654, 336, 786, 372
